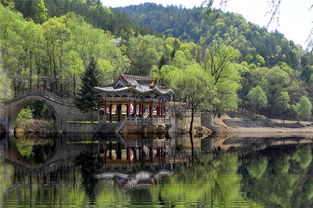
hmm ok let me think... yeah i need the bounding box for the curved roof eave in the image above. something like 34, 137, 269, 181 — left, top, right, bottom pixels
95, 86, 174, 96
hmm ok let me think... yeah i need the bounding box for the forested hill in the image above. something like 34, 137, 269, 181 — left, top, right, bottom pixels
2, 0, 313, 122
118, 3, 307, 69
6, 0, 157, 38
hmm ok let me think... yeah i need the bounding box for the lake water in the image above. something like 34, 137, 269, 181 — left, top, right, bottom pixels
0, 132, 313, 208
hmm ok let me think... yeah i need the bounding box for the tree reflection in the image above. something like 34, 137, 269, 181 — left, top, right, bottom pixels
0, 160, 13, 206
152, 153, 261, 207
241, 145, 313, 208
96, 182, 130, 207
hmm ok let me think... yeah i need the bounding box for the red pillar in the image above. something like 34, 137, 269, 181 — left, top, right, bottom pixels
104, 100, 107, 114
160, 103, 163, 117
127, 147, 131, 163
109, 104, 112, 122
149, 101, 153, 119
133, 100, 137, 117
127, 100, 130, 118
149, 146, 153, 162
117, 104, 121, 122
157, 147, 161, 160
139, 148, 142, 161
157, 103, 160, 118
103, 149, 107, 164
133, 148, 137, 161
141, 101, 144, 116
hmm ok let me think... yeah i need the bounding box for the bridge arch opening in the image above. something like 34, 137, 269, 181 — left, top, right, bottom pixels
15, 136, 56, 164
14, 100, 57, 134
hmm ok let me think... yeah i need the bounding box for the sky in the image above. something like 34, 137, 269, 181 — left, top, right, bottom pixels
101, 0, 313, 49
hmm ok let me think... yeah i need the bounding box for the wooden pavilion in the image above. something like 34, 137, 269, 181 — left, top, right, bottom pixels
95, 74, 174, 123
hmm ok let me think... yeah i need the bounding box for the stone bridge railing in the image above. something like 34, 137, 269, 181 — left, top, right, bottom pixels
3, 89, 74, 106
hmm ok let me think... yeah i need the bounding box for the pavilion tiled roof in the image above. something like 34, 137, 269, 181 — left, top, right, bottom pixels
95, 74, 174, 95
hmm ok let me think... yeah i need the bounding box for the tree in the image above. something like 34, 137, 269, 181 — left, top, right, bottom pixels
42, 17, 70, 93
63, 50, 84, 95
247, 86, 267, 118
74, 57, 102, 112
0, 56, 12, 102
274, 91, 290, 121
125, 35, 165, 75
203, 44, 241, 116
13, 0, 48, 23
169, 65, 215, 133
294, 96, 312, 122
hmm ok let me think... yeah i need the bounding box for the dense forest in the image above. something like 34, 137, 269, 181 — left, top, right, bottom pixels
1, 0, 313, 122
119, 3, 311, 69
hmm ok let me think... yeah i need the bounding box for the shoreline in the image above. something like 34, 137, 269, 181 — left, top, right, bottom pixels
213, 115, 313, 138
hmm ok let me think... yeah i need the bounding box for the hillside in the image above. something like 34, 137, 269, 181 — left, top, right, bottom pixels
2, 1, 313, 123
118, 3, 309, 69
9, 0, 157, 38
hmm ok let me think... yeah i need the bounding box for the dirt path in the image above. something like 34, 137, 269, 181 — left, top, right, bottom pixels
215, 113, 313, 136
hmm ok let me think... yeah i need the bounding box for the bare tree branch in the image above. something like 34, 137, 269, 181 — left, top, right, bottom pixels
265, 0, 281, 28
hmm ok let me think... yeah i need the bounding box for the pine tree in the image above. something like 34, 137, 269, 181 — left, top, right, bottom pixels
75, 57, 102, 112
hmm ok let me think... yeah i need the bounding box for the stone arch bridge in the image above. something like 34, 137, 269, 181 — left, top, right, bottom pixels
0, 90, 97, 133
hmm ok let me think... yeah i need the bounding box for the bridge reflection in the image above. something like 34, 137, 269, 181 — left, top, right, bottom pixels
0, 133, 195, 176
3, 132, 313, 189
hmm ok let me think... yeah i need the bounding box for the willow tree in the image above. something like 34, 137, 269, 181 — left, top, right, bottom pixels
203, 44, 241, 117
168, 64, 215, 133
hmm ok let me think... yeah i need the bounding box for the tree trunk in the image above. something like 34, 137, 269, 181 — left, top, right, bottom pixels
29, 51, 33, 90
189, 110, 195, 134
189, 132, 195, 162
73, 77, 76, 96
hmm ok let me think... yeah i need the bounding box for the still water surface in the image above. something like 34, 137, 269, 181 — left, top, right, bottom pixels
0, 133, 312, 208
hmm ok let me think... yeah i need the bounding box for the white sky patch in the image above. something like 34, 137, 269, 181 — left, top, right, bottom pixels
102, 0, 313, 49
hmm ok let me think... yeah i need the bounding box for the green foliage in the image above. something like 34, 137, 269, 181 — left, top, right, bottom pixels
168, 65, 215, 131
203, 44, 241, 116
294, 96, 312, 122
126, 35, 165, 75
292, 146, 312, 169
274, 91, 290, 110
247, 157, 268, 179
75, 57, 102, 112
12, 0, 48, 23
120, 3, 302, 69
0, 5, 129, 97
304, 182, 313, 200
154, 153, 261, 207
242, 148, 303, 208
0, 58, 12, 102
247, 86, 267, 114
15, 107, 33, 127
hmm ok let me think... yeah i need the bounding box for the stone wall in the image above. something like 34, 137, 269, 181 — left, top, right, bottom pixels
64, 122, 100, 133
201, 112, 214, 129
168, 102, 202, 133
170, 110, 201, 133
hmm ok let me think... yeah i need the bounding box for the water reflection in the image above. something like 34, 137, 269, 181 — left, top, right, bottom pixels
1, 133, 313, 207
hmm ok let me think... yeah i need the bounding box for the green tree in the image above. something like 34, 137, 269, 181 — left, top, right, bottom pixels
274, 91, 290, 120
203, 44, 241, 116
42, 17, 70, 93
168, 65, 215, 133
247, 85, 267, 118
63, 50, 84, 95
75, 57, 102, 112
126, 35, 165, 75
0, 56, 12, 102
294, 96, 312, 122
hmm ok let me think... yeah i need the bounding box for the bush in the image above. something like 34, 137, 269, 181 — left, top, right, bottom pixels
16, 107, 33, 127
